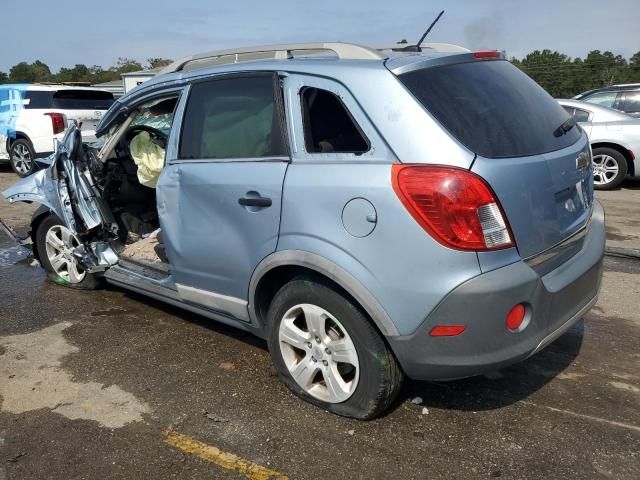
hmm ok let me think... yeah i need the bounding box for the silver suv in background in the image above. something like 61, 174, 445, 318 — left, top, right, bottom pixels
574, 83, 640, 118
3, 43, 605, 419
0, 85, 114, 177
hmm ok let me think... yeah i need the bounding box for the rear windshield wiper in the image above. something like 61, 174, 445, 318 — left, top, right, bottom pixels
553, 118, 575, 137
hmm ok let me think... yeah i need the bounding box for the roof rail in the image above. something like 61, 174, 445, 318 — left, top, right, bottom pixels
159, 42, 385, 74
158, 41, 470, 75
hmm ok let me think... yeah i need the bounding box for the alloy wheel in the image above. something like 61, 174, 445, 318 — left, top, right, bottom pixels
44, 225, 86, 284
11, 143, 33, 176
278, 303, 359, 403
592, 154, 619, 186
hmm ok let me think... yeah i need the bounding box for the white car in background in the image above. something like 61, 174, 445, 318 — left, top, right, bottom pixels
559, 99, 640, 190
0, 85, 114, 177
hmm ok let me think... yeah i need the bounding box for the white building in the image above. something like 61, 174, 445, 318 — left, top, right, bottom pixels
120, 67, 162, 94
91, 79, 125, 98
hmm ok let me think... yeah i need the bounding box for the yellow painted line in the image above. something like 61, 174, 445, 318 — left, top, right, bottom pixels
163, 428, 288, 480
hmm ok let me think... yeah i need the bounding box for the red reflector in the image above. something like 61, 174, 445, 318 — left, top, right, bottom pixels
474, 50, 501, 59
429, 325, 466, 337
44, 112, 65, 135
391, 164, 514, 251
506, 304, 526, 331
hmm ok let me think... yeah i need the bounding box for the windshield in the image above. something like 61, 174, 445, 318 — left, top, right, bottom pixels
398, 60, 582, 158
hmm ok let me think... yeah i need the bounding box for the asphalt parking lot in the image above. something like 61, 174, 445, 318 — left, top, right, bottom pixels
0, 165, 639, 479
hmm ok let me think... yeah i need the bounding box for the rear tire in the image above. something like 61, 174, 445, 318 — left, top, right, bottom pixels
35, 214, 101, 290
592, 147, 628, 190
9, 139, 36, 178
267, 278, 403, 419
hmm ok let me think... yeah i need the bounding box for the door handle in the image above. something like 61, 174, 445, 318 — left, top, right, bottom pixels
238, 196, 272, 207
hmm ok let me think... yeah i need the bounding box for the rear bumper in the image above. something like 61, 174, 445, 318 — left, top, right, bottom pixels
388, 200, 605, 381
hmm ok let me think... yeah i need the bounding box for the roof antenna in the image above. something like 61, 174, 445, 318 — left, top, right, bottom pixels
401, 10, 445, 52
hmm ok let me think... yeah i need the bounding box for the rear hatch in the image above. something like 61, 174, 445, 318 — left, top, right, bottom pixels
51, 90, 114, 139
395, 58, 593, 259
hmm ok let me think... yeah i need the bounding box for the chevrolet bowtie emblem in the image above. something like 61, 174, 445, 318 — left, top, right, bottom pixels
576, 152, 589, 171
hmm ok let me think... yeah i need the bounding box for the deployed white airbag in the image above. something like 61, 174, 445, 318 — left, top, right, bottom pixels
130, 131, 164, 188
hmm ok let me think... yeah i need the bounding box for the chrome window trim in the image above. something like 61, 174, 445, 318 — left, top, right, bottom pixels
525, 211, 592, 268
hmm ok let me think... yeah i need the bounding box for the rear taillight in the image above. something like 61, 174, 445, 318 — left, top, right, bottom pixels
44, 112, 65, 135
392, 164, 514, 251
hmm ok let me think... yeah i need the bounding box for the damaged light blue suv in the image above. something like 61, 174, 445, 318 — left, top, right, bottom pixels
3, 42, 605, 419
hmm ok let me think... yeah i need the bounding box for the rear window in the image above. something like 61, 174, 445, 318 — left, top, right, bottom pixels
51, 90, 114, 110
399, 61, 581, 158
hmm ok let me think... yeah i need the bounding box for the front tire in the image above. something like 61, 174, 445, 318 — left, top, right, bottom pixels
592, 147, 628, 190
35, 214, 101, 289
10, 139, 36, 178
267, 278, 403, 419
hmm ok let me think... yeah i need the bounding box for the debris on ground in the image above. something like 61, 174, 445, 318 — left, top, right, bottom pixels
411, 397, 423, 405
219, 362, 236, 371
422, 407, 429, 415
203, 411, 229, 423
347, 430, 355, 436
7, 452, 25, 463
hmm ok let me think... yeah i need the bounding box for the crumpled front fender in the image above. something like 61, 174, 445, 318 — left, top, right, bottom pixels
2, 168, 70, 229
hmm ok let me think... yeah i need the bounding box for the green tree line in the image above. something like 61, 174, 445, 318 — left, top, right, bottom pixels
1, 50, 639, 98
0, 58, 172, 85
512, 49, 640, 98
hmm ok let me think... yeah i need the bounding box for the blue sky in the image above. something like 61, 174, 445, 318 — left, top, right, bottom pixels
1, 0, 638, 72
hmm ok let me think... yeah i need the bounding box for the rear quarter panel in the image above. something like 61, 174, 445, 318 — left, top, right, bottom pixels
15, 111, 54, 153
278, 163, 482, 336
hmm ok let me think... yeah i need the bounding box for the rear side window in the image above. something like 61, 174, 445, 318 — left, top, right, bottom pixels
180, 75, 287, 159
24, 91, 53, 109
399, 61, 581, 158
300, 87, 369, 154
52, 90, 114, 110
620, 91, 640, 113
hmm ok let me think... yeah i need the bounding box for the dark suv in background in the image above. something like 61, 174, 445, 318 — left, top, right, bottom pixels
574, 83, 640, 117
